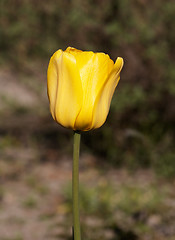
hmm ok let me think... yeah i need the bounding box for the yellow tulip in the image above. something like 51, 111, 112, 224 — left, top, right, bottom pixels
47, 47, 124, 131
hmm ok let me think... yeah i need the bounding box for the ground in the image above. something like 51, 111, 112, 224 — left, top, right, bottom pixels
1, 148, 175, 240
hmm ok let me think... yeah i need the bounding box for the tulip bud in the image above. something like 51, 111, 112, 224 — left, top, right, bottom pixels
47, 47, 123, 131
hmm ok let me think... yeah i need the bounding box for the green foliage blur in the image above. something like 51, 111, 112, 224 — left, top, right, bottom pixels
0, 0, 175, 176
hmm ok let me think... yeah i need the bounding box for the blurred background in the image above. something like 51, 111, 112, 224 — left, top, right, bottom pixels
0, 0, 175, 239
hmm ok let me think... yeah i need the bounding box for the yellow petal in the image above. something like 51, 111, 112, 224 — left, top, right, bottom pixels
66, 47, 95, 80
47, 51, 83, 129
91, 57, 124, 129
47, 49, 63, 120
74, 52, 114, 130
65, 46, 83, 54
47, 47, 124, 131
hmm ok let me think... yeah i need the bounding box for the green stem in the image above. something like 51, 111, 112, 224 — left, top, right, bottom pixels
72, 131, 81, 240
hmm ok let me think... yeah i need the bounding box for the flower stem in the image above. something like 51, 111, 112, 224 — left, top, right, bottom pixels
72, 131, 81, 240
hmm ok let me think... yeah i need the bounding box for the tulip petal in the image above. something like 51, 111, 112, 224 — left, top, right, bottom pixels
47, 47, 123, 131
91, 57, 124, 129
48, 51, 83, 129
74, 52, 114, 130
47, 49, 63, 120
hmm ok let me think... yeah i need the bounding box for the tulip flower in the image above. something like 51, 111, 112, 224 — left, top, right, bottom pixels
47, 47, 123, 131
47, 47, 124, 240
